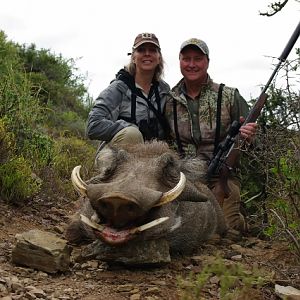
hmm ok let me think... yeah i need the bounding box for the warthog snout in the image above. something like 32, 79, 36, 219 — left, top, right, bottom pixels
92, 194, 146, 228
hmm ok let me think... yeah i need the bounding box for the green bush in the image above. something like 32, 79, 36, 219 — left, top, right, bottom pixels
177, 257, 267, 300
17, 43, 91, 116
0, 32, 94, 204
265, 149, 300, 257
0, 156, 41, 203
46, 110, 87, 138
0, 65, 45, 135
52, 137, 96, 180
0, 31, 22, 76
0, 118, 16, 163
21, 130, 54, 170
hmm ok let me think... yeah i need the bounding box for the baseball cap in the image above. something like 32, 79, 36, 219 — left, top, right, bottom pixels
132, 33, 160, 50
180, 38, 209, 58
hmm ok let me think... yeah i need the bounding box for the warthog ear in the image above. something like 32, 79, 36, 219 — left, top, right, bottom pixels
156, 152, 181, 186
91, 147, 129, 183
94, 147, 115, 170
92, 147, 118, 182
157, 152, 176, 166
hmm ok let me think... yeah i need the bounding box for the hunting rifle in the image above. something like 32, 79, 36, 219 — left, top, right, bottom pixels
207, 21, 300, 204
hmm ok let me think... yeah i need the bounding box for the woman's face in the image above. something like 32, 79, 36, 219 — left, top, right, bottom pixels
133, 43, 161, 73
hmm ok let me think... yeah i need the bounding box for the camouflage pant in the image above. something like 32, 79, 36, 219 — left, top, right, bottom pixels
209, 177, 246, 233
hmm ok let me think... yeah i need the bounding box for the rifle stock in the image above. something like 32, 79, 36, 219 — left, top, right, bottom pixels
244, 93, 268, 123
206, 92, 268, 178
225, 92, 268, 168
211, 93, 271, 205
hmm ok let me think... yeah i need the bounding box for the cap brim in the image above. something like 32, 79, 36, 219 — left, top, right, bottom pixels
133, 40, 160, 50
180, 44, 207, 55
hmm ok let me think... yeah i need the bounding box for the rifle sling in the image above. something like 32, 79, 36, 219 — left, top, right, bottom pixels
172, 99, 185, 157
116, 69, 170, 137
214, 83, 224, 155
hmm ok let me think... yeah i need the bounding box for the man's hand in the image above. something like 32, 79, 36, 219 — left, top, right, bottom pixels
239, 117, 258, 143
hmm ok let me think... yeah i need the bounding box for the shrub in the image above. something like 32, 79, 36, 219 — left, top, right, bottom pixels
0, 156, 41, 203
20, 130, 54, 170
46, 110, 87, 138
0, 64, 45, 138
52, 137, 96, 180
177, 257, 267, 300
0, 118, 16, 163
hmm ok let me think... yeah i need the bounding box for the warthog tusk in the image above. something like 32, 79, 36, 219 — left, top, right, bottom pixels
154, 172, 186, 207
71, 165, 87, 196
80, 214, 169, 234
133, 217, 169, 232
80, 214, 105, 231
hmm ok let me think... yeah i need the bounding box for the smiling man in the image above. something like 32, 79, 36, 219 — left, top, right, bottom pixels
165, 38, 258, 237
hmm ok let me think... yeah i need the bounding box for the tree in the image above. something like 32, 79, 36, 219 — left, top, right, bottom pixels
259, 0, 299, 16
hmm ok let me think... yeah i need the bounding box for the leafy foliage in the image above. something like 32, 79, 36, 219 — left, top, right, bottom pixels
0, 30, 96, 203
17, 44, 90, 110
0, 118, 16, 163
0, 156, 41, 202
52, 137, 95, 180
178, 257, 267, 300
21, 130, 55, 169
241, 50, 300, 258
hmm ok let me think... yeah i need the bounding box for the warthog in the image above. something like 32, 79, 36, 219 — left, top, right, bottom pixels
65, 141, 226, 254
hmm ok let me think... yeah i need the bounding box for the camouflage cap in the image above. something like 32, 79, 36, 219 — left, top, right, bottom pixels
180, 38, 209, 58
132, 33, 160, 50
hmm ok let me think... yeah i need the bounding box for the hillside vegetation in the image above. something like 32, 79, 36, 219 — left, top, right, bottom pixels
0, 30, 98, 202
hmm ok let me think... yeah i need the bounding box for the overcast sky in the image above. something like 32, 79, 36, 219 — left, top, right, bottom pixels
1, 0, 299, 101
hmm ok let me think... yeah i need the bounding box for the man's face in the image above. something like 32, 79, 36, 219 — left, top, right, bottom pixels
179, 46, 209, 83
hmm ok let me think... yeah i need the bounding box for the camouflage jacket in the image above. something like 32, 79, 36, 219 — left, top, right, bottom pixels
165, 76, 249, 165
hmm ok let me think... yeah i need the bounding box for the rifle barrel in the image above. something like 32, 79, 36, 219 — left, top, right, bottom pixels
279, 21, 300, 62
262, 21, 300, 94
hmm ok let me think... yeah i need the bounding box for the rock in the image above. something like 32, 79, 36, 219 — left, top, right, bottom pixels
11, 229, 72, 273
75, 238, 171, 266
145, 286, 160, 294
130, 294, 141, 300
275, 284, 300, 300
116, 284, 134, 292
25, 287, 47, 298
53, 225, 65, 234
231, 254, 243, 261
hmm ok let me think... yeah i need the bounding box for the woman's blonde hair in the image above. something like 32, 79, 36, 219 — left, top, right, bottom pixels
125, 49, 165, 82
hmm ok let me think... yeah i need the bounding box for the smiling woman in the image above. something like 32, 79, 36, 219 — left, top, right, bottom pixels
86, 32, 171, 152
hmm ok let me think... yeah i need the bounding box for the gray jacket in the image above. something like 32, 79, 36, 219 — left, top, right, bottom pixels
87, 77, 170, 141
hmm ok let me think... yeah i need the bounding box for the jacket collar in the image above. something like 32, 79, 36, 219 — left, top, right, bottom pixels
170, 75, 214, 105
